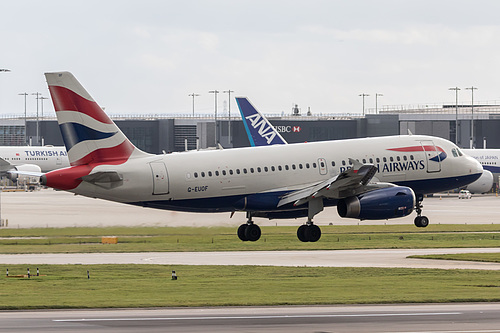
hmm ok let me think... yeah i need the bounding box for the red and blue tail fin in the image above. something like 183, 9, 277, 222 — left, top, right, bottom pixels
45, 72, 148, 166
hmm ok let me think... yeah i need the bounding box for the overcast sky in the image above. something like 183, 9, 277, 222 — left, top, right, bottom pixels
1, 0, 500, 117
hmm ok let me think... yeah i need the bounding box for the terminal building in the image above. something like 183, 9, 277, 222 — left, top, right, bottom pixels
2, 103, 500, 154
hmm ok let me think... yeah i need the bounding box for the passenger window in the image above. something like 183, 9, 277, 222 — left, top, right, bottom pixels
278, 165, 282, 171
390, 156, 394, 162
342, 160, 346, 166
250, 168, 254, 173
285, 165, 289, 170
292, 164, 296, 170
306, 163, 310, 168
194, 172, 198, 178
376, 158, 380, 163
229, 170, 234, 175
264, 167, 269, 172
320, 161, 325, 167
201, 172, 205, 177
222, 170, 227, 176
397, 156, 400, 161
363, 159, 367, 163
403, 155, 407, 161
331, 161, 335, 167
410, 155, 414, 160
243, 168, 247, 174
236, 169, 240, 174
383, 157, 387, 162
271, 166, 275, 171
257, 167, 262, 173
312, 163, 317, 168
215, 170, 219, 176
208, 171, 212, 177
369, 158, 373, 163
299, 164, 303, 169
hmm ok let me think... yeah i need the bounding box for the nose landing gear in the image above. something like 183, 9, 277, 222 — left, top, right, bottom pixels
414, 195, 429, 228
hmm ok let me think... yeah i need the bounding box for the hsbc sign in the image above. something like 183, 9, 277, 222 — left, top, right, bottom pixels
275, 125, 301, 133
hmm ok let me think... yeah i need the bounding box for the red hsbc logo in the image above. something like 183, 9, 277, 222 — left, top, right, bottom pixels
275, 125, 302, 133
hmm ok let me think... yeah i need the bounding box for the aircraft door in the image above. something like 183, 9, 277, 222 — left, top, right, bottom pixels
149, 161, 169, 195
420, 140, 441, 173
318, 158, 328, 175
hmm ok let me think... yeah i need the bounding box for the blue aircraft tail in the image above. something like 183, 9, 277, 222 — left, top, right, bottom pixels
235, 97, 288, 146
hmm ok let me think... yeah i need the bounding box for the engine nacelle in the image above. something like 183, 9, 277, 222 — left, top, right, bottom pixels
337, 186, 415, 220
7, 164, 42, 182
466, 170, 494, 194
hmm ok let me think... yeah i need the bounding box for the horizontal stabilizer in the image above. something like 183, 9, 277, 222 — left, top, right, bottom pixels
81, 171, 122, 184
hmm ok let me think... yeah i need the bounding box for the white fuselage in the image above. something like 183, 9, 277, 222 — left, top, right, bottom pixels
463, 149, 500, 182
0, 146, 69, 172
66, 135, 482, 213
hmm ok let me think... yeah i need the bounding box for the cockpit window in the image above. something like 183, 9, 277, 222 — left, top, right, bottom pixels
457, 148, 463, 156
452, 148, 458, 157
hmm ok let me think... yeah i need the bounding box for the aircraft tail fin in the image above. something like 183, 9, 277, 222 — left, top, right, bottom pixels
235, 97, 288, 146
45, 72, 149, 166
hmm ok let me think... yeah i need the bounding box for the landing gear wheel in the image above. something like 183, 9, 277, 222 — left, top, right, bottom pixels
297, 225, 307, 242
237, 224, 249, 241
244, 224, 261, 242
297, 224, 322, 242
414, 215, 429, 228
305, 224, 321, 242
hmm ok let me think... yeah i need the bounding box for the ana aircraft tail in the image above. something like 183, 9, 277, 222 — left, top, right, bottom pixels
235, 97, 287, 146
45, 72, 148, 166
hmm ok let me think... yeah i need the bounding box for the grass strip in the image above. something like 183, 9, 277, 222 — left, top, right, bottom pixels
1, 225, 500, 253
1, 264, 500, 310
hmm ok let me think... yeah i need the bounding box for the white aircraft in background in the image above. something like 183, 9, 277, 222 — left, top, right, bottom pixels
39, 72, 482, 242
462, 149, 497, 193
0, 146, 69, 183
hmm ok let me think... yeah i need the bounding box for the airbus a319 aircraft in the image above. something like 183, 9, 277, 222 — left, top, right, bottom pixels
40, 72, 482, 242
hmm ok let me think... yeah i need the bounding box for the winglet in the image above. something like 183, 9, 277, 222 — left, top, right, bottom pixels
235, 97, 287, 146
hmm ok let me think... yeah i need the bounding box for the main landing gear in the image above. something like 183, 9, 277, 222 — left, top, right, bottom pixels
297, 197, 323, 242
414, 194, 429, 228
297, 221, 321, 242
237, 213, 261, 242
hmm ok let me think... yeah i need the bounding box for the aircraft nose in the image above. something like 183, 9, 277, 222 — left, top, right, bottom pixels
469, 156, 483, 175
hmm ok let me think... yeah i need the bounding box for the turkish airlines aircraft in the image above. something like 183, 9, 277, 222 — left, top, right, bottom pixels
41, 72, 482, 242
0, 146, 69, 182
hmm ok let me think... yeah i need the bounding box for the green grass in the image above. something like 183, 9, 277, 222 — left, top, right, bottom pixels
1, 225, 500, 253
2, 264, 500, 309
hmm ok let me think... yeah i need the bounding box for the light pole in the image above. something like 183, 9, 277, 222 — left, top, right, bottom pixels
32, 92, 41, 145
465, 86, 478, 149
188, 93, 200, 117
449, 87, 460, 145
359, 93, 369, 116
375, 93, 383, 114
223, 90, 234, 146
209, 90, 219, 146
40, 96, 49, 145
18, 93, 28, 145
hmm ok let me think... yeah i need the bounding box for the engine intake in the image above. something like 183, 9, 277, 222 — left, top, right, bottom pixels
337, 186, 415, 220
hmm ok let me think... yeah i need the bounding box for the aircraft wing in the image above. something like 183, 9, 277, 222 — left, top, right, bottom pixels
0, 157, 13, 173
277, 158, 391, 207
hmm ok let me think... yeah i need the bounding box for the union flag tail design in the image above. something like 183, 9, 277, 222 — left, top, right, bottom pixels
45, 72, 147, 166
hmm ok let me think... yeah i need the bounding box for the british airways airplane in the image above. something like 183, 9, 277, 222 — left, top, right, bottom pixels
40, 72, 482, 242
0, 146, 69, 182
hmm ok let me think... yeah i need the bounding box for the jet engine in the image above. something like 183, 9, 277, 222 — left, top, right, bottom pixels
466, 169, 493, 194
337, 186, 415, 220
6, 164, 42, 183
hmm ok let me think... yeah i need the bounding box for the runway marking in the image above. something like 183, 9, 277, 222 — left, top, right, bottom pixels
53, 312, 461, 322
387, 330, 500, 333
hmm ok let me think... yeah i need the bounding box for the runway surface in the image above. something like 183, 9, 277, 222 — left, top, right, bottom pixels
2, 189, 500, 228
2, 303, 500, 332
2, 247, 500, 269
